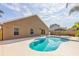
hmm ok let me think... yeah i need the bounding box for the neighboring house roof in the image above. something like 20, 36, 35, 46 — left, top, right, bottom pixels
55, 28, 66, 31
0, 15, 34, 24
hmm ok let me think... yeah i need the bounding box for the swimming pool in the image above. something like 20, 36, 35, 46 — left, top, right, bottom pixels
29, 36, 69, 52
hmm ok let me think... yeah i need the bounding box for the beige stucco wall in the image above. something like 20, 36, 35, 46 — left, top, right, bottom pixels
2, 15, 49, 40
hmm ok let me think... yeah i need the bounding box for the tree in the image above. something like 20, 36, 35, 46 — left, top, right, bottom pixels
66, 3, 69, 8
71, 22, 79, 37
66, 3, 79, 15
69, 6, 79, 15
66, 4, 79, 36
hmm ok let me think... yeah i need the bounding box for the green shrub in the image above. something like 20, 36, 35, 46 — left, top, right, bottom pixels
75, 30, 79, 37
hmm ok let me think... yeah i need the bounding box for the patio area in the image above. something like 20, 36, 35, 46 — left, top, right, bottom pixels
0, 36, 79, 56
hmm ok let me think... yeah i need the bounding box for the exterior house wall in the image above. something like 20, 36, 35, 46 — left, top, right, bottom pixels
1, 15, 49, 40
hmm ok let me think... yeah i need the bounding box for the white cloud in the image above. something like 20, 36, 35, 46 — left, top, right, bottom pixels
1, 3, 32, 17
1, 3, 79, 28
2, 3, 21, 12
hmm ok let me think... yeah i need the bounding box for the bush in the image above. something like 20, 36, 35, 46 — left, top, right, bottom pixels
75, 30, 79, 37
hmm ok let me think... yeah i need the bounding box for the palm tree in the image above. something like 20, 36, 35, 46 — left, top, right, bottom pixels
0, 10, 4, 17
66, 3, 79, 15
69, 5, 79, 15
66, 3, 69, 8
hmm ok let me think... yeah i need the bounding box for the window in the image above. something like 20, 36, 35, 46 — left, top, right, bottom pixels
41, 29, 44, 34
30, 29, 34, 35
43, 30, 45, 34
14, 28, 19, 35
41, 29, 45, 35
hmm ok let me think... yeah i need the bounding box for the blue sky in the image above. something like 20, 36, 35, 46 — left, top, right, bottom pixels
0, 3, 79, 28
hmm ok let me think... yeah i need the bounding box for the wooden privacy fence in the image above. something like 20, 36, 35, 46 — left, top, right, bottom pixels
50, 31, 75, 36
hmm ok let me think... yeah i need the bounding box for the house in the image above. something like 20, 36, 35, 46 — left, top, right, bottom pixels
54, 28, 66, 31
0, 15, 49, 40
50, 24, 67, 35
50, 24, 60, 31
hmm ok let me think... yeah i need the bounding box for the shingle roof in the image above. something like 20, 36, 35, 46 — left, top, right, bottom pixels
0, 15, 37, 24
0, 15, 49, 29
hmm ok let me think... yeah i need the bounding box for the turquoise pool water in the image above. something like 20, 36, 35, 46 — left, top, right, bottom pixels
29, 36, 69, 52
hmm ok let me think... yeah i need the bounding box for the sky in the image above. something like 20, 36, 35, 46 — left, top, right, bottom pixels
0, 3, 79, 28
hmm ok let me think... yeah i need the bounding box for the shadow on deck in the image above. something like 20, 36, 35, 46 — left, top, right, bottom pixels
0, 37, 35, 45
69, 40, 79, 42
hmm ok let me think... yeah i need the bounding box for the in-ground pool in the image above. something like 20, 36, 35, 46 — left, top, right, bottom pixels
29, 36, 69, 52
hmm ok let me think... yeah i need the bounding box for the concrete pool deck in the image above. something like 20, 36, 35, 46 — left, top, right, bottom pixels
0, 36, 79, 56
